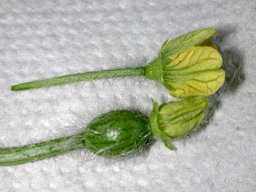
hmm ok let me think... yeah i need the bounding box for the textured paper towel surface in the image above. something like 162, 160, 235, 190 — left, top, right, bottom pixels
0, 0, 256, 191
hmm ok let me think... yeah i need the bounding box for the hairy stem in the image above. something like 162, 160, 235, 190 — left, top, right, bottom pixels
0, 134, 84, 166
11, 67, 145, 91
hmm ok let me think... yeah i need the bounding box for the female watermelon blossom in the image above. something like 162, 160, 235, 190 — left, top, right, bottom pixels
11, 28, 225, 98
0, 97, 208, 166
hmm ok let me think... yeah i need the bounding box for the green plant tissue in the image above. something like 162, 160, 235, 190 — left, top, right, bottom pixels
0, 0, 255, 191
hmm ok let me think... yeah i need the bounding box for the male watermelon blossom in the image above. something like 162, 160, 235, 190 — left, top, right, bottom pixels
0, 97, 208, 166
11, 28, 225, 98
145, 37, 225, 98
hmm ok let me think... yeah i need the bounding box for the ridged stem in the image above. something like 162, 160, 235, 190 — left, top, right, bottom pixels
0, 134, 84, 166
11, 67, 145, 91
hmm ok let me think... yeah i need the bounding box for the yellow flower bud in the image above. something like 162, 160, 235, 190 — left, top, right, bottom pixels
145, 28, 225, 98
149, 97, 208, 150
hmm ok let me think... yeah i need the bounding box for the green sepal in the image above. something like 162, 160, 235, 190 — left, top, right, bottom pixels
149, 100, 161, 137
161, 135, 174, 151
149, 100, 174, 151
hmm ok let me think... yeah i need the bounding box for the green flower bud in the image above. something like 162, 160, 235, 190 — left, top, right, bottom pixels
84, 110, 150, 157
149, 97, 208, 150
145, 28, 225, 98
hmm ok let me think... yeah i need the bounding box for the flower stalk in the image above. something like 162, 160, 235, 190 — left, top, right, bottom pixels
0, 134, 84, 166
11, 67, 145, 91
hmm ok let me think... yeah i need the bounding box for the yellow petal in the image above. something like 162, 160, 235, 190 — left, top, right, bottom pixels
165, 46, 222, 71
157, 97, 208, 139
164, 46, 225, 98
164, 112, 205, 138
168, 70, 225, 98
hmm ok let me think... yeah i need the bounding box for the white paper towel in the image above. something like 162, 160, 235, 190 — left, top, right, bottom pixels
0, 0, 255, 191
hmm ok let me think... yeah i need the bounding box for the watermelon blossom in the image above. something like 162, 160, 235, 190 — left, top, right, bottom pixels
11, 28, 225, 98
145, 28, 225, 98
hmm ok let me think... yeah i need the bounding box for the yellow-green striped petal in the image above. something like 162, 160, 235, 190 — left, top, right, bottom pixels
163, 46, 225, 98
149, 97, 208, 150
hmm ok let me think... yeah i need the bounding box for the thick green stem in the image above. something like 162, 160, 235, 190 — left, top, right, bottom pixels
11, 67, 145, 91
0, 134, 84, 166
